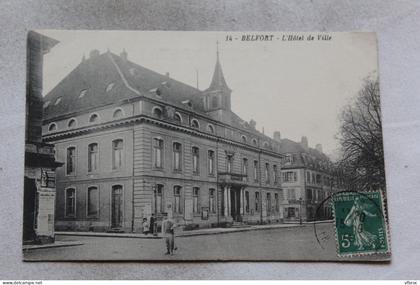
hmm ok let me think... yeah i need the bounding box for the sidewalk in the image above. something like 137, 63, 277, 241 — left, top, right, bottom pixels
56, 223, 306, 239
23, 240, 84, 251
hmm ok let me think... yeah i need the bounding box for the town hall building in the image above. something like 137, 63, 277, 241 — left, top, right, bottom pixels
42, 48, 338, 232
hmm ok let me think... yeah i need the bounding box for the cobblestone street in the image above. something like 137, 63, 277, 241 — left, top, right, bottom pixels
24, 223, 339, 261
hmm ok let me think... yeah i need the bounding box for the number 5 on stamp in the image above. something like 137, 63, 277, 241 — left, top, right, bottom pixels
332, 191, 390, 257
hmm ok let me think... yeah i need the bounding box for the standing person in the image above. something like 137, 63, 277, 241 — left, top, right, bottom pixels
142, 218, 150, 235
162, 214, 177, 255
149, 214, 155, 236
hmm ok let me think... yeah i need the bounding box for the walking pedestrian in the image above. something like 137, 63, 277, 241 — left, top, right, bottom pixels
162, 214, 177, 255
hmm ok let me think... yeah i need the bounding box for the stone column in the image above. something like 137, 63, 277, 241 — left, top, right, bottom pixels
227, 186, 231, 217
240, 187, 244, 215
224, 186, 228, 217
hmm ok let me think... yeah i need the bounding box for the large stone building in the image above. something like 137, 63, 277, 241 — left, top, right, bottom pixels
42, 48, 337, 232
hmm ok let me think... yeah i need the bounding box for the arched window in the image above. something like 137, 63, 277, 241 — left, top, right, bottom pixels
263, 141, 269, 149
174, 112, 182, 123
87, 186, 99, 216
173, 186, 182, 214
89, 113, 99, 123
207, 124, 215, 134
66, 147, 76, 175
152, 106, 163, 118
43, 101, 50, 109
48, 123, 57, 132
241, 135, 247, 143
191, 119, 199, 129
112, 139, 124, 169
113, 108, 124, 119
192, 146, 200, 174
65, 187, 76, 217
173, 142, 182, 171
153, 138, 164, 168
54, 97, 62, 105
67, 118, 77, 129
88, 143, 98, 172
252, 139, 257, 146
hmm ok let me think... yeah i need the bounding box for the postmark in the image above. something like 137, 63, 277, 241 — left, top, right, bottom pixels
332, 191, 390, 257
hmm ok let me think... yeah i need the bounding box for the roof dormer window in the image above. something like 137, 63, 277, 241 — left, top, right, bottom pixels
191, 119, 200, 129
67, 118, 77, 129
89, 113, 99, 123
54, 97, 62, 105
149, 88, 161, 97
79, 89, 87, 98
105, 82, 115, 93
48, 123, 57, 132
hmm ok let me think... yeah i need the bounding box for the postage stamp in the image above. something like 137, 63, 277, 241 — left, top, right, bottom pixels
332, 191, 390, 257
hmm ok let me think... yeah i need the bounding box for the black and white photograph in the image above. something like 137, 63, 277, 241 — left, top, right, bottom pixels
23, 30, 390, 261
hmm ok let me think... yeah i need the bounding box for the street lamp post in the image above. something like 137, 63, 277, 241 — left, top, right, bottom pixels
152, 184, 157, 236
298, 197, 303, 225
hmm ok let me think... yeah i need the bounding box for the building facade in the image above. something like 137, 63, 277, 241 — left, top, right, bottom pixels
279, 136, 342, 222
42, 49, 336, 232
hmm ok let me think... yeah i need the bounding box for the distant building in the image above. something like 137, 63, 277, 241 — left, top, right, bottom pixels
42, 48, 337, 232
24, 31, 63, 243
279, 136, 342, 222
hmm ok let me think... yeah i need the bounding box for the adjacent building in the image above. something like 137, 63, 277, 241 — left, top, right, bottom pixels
24, 31, 63, 243
279, 136, 344, 222
42, 48, 337, 232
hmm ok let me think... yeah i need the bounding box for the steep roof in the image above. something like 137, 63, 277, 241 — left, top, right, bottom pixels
43, 51, 205, 120
280, 138, 332, 170
205, 53, 231, 92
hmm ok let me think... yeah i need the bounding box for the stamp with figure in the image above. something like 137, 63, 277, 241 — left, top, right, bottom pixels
332, 191, 390, 257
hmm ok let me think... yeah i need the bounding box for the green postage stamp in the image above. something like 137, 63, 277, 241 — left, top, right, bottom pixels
332, 191, 390, 257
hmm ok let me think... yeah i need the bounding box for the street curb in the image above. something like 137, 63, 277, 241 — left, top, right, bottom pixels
23, 241, 84, 251
177, 224, 303, 238
56, 232, 162, 239
56, 224, 305, 239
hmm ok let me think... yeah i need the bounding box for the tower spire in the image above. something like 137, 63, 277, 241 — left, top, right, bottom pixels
206, 41, 231, 92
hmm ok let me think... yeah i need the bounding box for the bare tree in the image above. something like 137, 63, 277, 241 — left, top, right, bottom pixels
337, 77, 385, 191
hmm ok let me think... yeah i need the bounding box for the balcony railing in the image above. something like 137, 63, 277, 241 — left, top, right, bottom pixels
218, 172, 248, 186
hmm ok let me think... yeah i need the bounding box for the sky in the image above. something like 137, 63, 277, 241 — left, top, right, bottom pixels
39, 31, 378, 158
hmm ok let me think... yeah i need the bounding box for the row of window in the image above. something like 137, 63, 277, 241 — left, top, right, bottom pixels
151, 106, 274, 149
153, 138, 280, 183
305, 171, 334, 186
48, 108, 125, 132
66, 139, 124, 175
154, 185, 217, 215
64, 185, 121, 217
246, 191, 280, 214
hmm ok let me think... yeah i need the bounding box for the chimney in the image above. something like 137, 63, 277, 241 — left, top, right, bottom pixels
273, 131, 281, 142
315, 143, 323, 153
120, 49, 128, 61
249, 119, 256, 130
301, 136, 308, 149
89, 49, 100, 58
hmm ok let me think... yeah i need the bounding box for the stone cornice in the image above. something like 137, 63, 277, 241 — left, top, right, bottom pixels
43, 114, 285, 159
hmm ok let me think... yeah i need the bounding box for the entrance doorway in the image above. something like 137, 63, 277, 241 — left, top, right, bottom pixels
111, 185, 123, 228
230, 188, 241, 222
